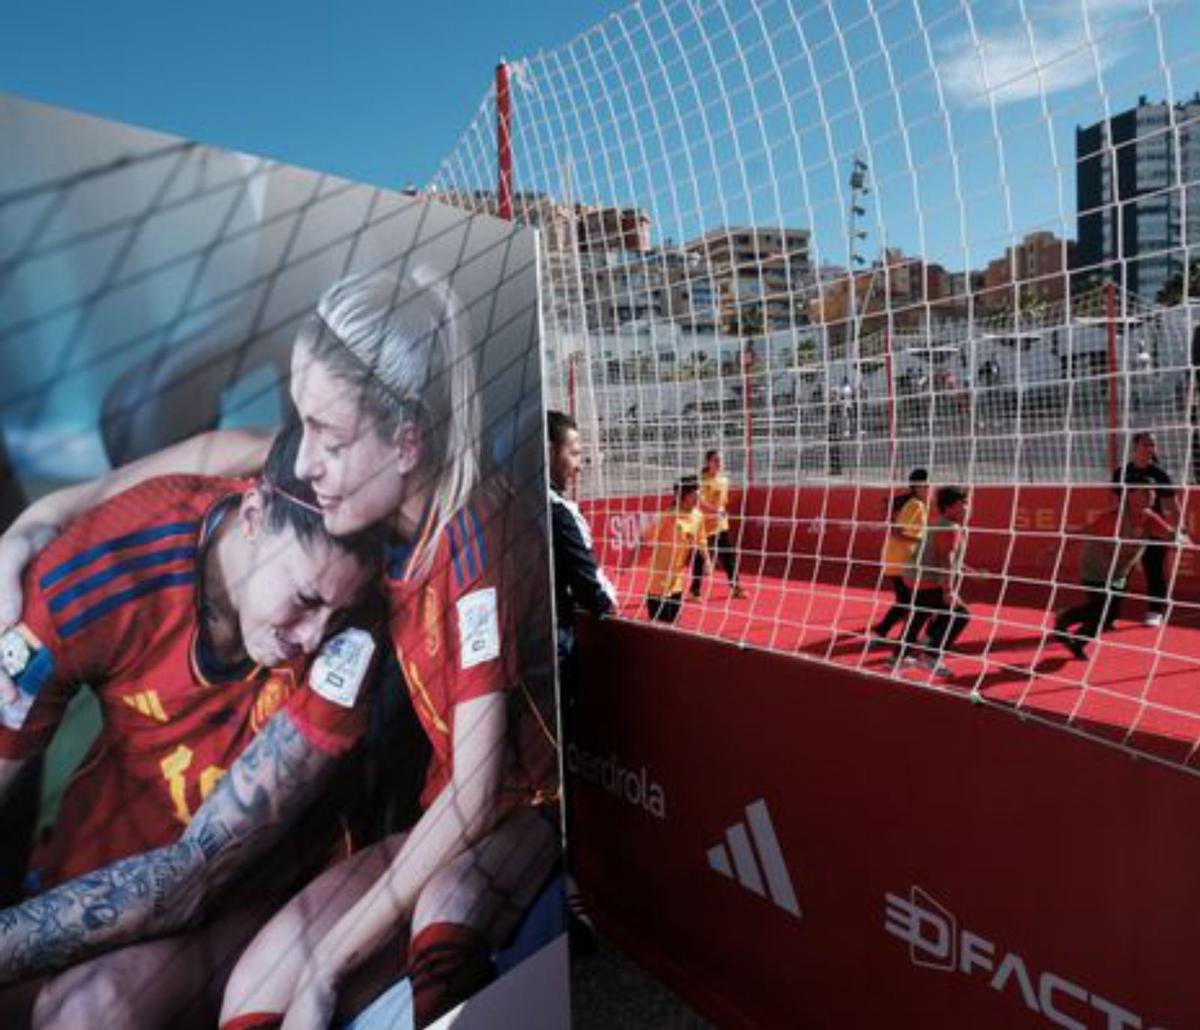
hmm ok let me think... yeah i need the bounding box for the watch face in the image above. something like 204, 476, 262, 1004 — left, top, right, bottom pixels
0, 630, 30, 678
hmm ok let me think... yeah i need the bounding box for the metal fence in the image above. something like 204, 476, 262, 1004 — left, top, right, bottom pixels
566, 303, 1200, 496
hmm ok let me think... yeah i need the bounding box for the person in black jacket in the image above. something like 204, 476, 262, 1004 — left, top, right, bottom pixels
548, 411, 616, 694
547, 410, 615, 953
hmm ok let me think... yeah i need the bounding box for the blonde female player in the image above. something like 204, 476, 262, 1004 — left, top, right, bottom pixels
0, 271, 560, 1029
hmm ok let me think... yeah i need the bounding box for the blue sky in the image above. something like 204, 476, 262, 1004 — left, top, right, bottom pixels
0, 1, 619, 189
471, 0, 1199, 273
3, 0, 1197, 273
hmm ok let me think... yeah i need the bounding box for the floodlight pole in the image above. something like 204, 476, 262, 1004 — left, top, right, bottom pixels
846, 155, 871, 475
847, 155, 869, 387
496, 62, 513, 220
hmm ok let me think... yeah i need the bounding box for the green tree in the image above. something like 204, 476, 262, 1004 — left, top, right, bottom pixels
795, 337, 817, 366
1156, 260, 1200, 305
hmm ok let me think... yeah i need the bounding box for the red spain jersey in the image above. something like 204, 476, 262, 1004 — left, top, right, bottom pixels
384, 482, 554, 811
0, 476, 369, 887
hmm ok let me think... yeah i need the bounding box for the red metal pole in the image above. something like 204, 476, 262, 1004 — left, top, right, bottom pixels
743, 343, 754, 484
884, 326, 896, 469
567, 353, 577, 419
496, 63, 513, 221
1106, 280, 1118, 471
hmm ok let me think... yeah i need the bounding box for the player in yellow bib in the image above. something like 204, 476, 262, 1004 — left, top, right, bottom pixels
870, 468, 930, 646
689, 450, 747, 600
646, 477, 709, 624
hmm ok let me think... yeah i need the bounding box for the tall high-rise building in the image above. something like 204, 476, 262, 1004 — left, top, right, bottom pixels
1076, 94, 1200, 301
683, 227, 813, 333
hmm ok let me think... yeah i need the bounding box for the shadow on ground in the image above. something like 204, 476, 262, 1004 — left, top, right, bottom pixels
570, 934, 714, 1029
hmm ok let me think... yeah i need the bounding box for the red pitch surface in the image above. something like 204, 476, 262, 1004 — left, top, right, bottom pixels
608, 568, 1200, 771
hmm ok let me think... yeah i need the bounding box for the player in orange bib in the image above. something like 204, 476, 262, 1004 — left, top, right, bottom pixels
689, 450, 747, 600
645, 476, 709, 624
870, 468, 930, 646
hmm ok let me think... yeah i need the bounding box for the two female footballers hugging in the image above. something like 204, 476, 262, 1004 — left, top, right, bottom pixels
0, 270, 558, 1029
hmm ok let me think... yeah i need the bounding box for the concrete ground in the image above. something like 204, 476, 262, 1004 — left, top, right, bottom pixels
570, 934, 715, 1030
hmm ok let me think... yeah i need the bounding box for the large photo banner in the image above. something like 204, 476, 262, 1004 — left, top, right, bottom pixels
0, 93, 567, 1028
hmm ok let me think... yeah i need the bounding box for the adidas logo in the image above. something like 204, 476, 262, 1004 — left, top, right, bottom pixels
706, 798, 800, 918
123, 690, 168, 723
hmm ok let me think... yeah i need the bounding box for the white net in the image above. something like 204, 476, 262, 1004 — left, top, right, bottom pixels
433, 0, 1200, 773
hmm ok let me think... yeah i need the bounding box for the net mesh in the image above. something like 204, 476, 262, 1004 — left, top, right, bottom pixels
433, 0, 1200, 773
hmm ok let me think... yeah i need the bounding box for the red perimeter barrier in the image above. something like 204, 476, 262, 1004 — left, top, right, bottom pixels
570, 617, 1200, 1029
585, 484, 1199, 607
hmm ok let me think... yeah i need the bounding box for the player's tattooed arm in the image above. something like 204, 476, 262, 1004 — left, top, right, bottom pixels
0, 711, 336, 984
185, 708, 334, 890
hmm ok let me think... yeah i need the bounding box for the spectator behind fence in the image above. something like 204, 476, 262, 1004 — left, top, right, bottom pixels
546, 411, 615, 956
1122, 431, 1180, 627
546, 411, 616, 713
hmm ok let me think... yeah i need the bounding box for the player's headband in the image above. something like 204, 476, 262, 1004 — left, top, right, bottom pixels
261, 471, 325, 517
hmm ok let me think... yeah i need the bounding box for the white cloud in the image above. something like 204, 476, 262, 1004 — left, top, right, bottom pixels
1080, 0, 1158, 12
938, 30, 1121, 107
936, 0, 1148, 109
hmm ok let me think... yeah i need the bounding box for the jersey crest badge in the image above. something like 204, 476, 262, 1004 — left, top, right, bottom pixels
251, 671, 295, 732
